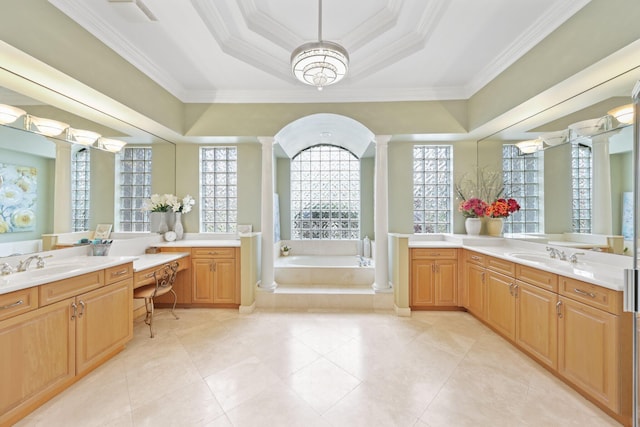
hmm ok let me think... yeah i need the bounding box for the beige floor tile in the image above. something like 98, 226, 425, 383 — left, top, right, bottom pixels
16, 308, 623, 427
284, 358, 361, 414
204, 356, 284, 412
131, 380, 224, 426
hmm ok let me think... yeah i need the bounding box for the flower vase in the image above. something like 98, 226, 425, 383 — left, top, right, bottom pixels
149, 212, 166, 233
166, 212, 175, 231
465, 218, 482, 236
487, 218, 504, 236
173, 212, 184, 240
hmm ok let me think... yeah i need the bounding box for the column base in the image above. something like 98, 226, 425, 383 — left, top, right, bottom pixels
372, 282, 393, 293
257, 280, 277, 292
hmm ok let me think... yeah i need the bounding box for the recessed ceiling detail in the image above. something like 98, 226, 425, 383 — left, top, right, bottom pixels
48, 0, 591, 104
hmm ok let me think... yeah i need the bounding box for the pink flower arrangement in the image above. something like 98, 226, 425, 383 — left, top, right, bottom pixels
459, 197, 489, 218
485, 198, 520, 218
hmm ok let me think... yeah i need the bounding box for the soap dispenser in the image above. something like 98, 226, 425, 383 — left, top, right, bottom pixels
363, 236, 371, 258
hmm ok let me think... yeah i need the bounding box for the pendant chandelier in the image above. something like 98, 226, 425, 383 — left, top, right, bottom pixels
290, 0, 349, 91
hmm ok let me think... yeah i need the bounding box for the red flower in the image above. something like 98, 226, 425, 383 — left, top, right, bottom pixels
486, 198, 520, 218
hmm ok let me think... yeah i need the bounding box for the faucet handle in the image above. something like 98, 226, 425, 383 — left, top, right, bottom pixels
568, 252, 585, 264
36, 254, 53, 269
0, 263, 13, 276
546, 247, 557, 259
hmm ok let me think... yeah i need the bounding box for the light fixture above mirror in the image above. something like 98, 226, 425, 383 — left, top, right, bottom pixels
608, 103, 634, 124
0, 103, 126, 152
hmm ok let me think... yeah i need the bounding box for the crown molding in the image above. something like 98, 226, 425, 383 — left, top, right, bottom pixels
463, 0, 591, 98
49, 0, 190, 101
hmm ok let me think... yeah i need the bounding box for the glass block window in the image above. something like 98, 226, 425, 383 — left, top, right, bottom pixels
71, 148, 90, 232
572, 142, 592, 233
502, 144, 541, 234
413, 145, 452, 233
290, 145, 360, 240
201, 147, 237, 233
119, 146, 152, 232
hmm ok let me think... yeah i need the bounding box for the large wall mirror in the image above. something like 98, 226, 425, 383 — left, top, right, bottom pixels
478, 63, 639, 254
0, 75, 176, 255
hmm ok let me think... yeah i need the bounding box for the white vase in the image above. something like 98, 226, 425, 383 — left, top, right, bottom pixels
487, 218, 504, 236
173, 212, 184, 240
465, 218, 482, 235
149, 212, 163, 233
166, 212, 175, 231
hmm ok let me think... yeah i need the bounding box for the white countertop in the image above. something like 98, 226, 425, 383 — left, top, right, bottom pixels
0, 252, 190, 295
407, 235, 630, 291
153, 239, 240, 248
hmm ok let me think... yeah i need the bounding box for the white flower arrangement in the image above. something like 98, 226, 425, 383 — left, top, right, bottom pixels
143, 193, 196, 213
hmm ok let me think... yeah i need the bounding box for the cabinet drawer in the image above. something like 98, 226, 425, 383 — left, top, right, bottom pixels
487, 256, 515, 277
191, 247, 236, 258
411, 248, 457, 259
105, 263, 133, 285
134, 259, 185, 289
175, 256, 190, 272
0, 287, 38, 321
559, 276, 621, 315
516, 264, 558, 292
464, 250, 486, 267
40, 270, 104, 306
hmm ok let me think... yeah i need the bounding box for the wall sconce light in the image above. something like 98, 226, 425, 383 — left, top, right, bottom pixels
540, 129, 568, 146
68, 128, 101, 146
29, 115, 69, 137
0, 104, 26, 124
98, 137, 127, 152
515, 139, 543, 154
568, 117, 608, 137
608, 104, 634, 125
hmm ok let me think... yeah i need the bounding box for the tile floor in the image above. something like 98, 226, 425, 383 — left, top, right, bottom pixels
17, 308, 620, 427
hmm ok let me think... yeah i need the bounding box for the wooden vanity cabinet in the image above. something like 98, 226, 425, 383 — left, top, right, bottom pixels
410, 248, 458, 308
462, 250, 487, 319
486, 268, 517, 341
191, 247, 240, 307
0, 263, 133, 426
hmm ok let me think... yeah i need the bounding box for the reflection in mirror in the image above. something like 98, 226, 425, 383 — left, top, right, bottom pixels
0, 85, 176, 257
477, 67, 639, 255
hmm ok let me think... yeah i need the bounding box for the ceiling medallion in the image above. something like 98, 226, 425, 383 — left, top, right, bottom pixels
291, 0, 349, 91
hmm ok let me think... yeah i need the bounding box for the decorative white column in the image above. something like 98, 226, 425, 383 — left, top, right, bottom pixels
53, 140, 72, 233
259, 137, 277, 291
591, 134, 612, 234
373, 135, 392, 292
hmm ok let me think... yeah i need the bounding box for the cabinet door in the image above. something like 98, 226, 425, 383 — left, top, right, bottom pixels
486, 271, 516, 341
411, 259, 435, 307
213, 258, 237, 304
558, 296, 619, 411
435, 260, 457, 306
516, 281, 558, 369
466, 262, 486, 319
0, 300, 75, 425
76, 279, 133, 374
192, 259, 215, 303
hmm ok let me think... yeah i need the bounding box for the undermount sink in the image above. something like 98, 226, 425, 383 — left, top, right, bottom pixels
507, 252, 558, 264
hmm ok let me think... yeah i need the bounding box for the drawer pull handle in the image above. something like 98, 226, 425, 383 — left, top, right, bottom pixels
556, 301, 563, 318
471, 256, 481, 261
574, 288, 596, 298
145, 272, 156, 279
78, 301, 86, 318
112, 269, 129, 277
0, 299, 23, 310
71, 302, 77, 320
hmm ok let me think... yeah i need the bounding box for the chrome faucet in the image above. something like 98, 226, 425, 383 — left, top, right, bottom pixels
546, 247, 566, 261
16, 254, 51, 272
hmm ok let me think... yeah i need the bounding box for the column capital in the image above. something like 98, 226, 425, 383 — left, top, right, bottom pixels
258, 136, 275, 146
374, 135, 392, 147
